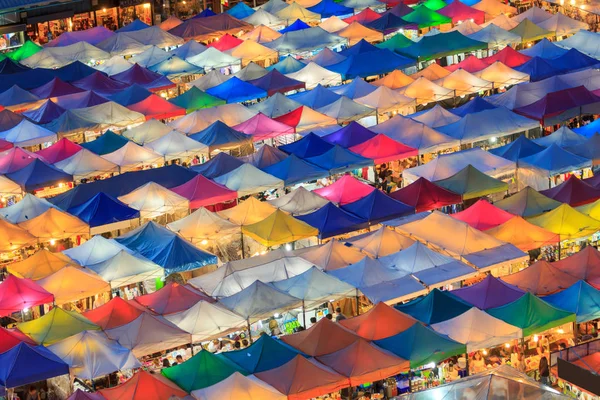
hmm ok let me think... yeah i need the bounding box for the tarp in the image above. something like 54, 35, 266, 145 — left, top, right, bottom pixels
244, 10, 285, 29
468, 23, 521, 48
17, 307, 100, 345
268, 186, 329, 215
434, 164, 508, 200
328, 49, 415, 80
193, 372, 286, 400
486, 216, 560, 251
187, 47, 241, 71
0, 343, 69, 389
535, 126, 587, 148
22, 100, 66, 124
53, 90, 109, 109
445, 54, 488, 73
169, 86, 225, 113
99, 370, 188, 400
396, 77, 453, 105
345, 226, 415, 258
6, 41, 42, 62
489, 135, 545, 162
349, 134, 417, 164
242, 209, 318, 246
323, 121, 376, 148
509, 18, 554, 43
474, 61, 530, 87
214, 163, 284, 196
280, 132, 334, 159
394, 288, 471, 324
451, 199, 514, 230
22, 43, 109, 69
265, 27, 346, 55
0, 193, 55, 224
297, 202, 368, 239
402, 5, 452, 28
160, 15, 183, 31
0, 119, 57, 147
222, 334, 304, 373
390, 177, 461, 212
452, 275, 525, 310
434, 68, 493, 96
129, 46, 169, 67
219, 196, 277, 226
541, 175, 600, 206
544, 281, 600, 323
170, 174, 237, 209
494, 186, 561, 217
82, 296, 147, 330
117, 19, 149, 32
189, 120, 253, 154
276, 2, 321, 23
7, 159, 72, 192
123, 119, 173, 144
286, 62, 343, 89
0, 275, 53, 317
521, 38, 569, 59
37, 265, 110, 305
36, 138, 81, 164
145, 130, 207, 161
167, 207, 239, 243
227, 2, 255, 18
85, 249, 163, 288
556, 29, 600, 59
68, 192, 139, 232
135, 282, 211, 315
501, 259, 580, 295
148, 55, 203, 78
515, 56, 564, 82
263, 154, 329, 185
0, 85, 41, 111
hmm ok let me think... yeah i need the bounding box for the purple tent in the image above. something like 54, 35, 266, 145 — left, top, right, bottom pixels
22, 100, 66, 124
247, 70, 306, 96
111, 64, 176, 92
451, 275, 525, 310
71, 71, 130, 97
46, 26, 115, 47
29, 77, 85, 99
53, 91, 109, 109
169, 13, 251, 41
0, 110, 25, 132
322, 121, 377, 148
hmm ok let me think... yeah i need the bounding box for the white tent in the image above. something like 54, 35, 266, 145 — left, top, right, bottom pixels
101, 141, 162, 172
123, 119, 173, 144
295, 239, 364, 271
123, 25, 184, 48
240, 25, 283, 44
63, 235, 134, 266
97, 34, 150, 56
538, 13, 589, 37
468, 24, 521, 48
511, 6, 553, 24
21, 42, 110, 68
268, 186, 329, 215
0, 193, 56, 224
128, 45, 170, 67
286, 62, 343, 89
258, 0, 289, 14
328, 256, 410, 288
54, 148, 119, 180
345, 226, 415, 258
167, 207, 240, 244
249, 92, 303, 118
192, 372, 286, 400
214, 164, 284, 196
475, 61, 530, 87
169, 104, 256, 134
118, 182, 189, 219
164, 301, 247, 341
451, 20, 481, 35
482, 14, 519, 30
145, 130, 207, 161
168, 40, 207, 60
0, 119, 56, 147
244, 9, 285, 29
319, 16, 349, 33
355, 86, 416, 114
556, 29, 600, 59
233, 62, 270, 81
317, 96, 374, 123
96, 55, 136, 75
431, 308, 523, 352
411, 104, 461, 128
86, 250, 164, 288
48, 330, 140, 380
190, 69, 233, 91
187, 47, 241, 71
276, 2, 321, 23
434, 69, 494, 97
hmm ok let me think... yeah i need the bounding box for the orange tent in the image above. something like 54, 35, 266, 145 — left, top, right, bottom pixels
83, 296, 148, 330
486, 216, 560, 252
281, 318, 359, 356
99, 370, 187, 400
316, 339, 409, 385
553, 246, 600, 290
255, 355, 349, 400
501, 260, 580, 295
339, 302, 417, 340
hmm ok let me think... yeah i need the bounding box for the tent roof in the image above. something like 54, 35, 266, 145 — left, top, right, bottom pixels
527, 203, 600, 240
434, 164, 508, 200
111, 64, 175, 91
451, 199, 514, 230
313, 174, 375, 205
394, 288, 471, 324
267, 56, 305, 74
7, 158, 71, 192
544, 281, 600, 323
342, 188, 414, 224
534, 126, 587, 148
276, 2, 321, 22
389, 177, 461, 212
233, 112, 295, 141
349, 133, 417, 164
345, 226, 415, 258
411, 104, 461, 128
0, 275, 53, 317
241, 144, 288, 169
519, 143, 591, 176
263, 154, 328, 185
469, 24, 521, 48
192, 372, 285, 400
242, 209, 318, 246
189, 120, 252, 154
8, 249, 74, 280
265, 27, 346, 55
22, 99, 66, 124
219, 196, 277, 226
289, 84, 341, 109
337, 21, 383, 45
82, 296, 147, 330
0, 193, 55, 224
214, 163, 284, 196
486, 215, 560, 252
84, 249, 163, 289
67, 192, 139, 228
227, 2, 255, 18
100, 370, 187, 400
268, 186, 329, 215
521, 37, 568, 59
280, 19, 311, 34
127, 94, 186, 120
323, 121, 376, 148
243, 10, 285, 30
294, 239, 364, 271
452, 274, 525, 310
206, 76, 267, 103
17, 307, 100, 345
501, 259, 580, 295
0, 85, 40, 109
80, 130, 128, 155
221, 334, 303, 374
328, 49, 415, 80
281, 317, 359, 356
515, 85, 600, 124
272, 266, 355, 305
308, 0, 353, 17
402, 5, 452, 28
489, 135, 545, 162
339, 302, 416, 340
170, 174, 237, 209
166, 207, 239, 243
305, 144, 372, 174
35, 138, 82, 164
495, 186, 561, 217
280, 132, 334, 158
541, 175, 600, 206
0, 327, 36, 353
123, 119, 172, 144
0, 343, 69, 389
297, 202, 368, 239
509, 18, 554, 42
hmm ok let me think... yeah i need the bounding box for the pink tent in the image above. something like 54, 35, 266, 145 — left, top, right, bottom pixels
170, 174, 238, 209
207, 33, 243, 51
134, 282, 214, 315
344, 8, 382, 24
233, 113, 295, 142
36, 138, 82, 164
0, 147, 42, 174
438, 1, 485, 24
0, 327, 36, 353
313, 174, 375, 205
0, 275, 54, 317
483, 46, 531, 67
349, 134, 418, 164
451, 199, 514, 230
0, 139, 12, 152
127, 94, 186, 120
446, 55, 488, 73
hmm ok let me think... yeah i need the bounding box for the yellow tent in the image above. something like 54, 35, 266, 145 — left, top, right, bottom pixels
226, 40, 279, 67
8, 249, 78, 280
411, 63, 451, 81
372, 70, 415, 89
37, 266, 110, 305
576, 199, 600, 220
240, 25, 283, 43
276, 2, 321, 23
345, 226, 415, 258
486, 216, 560, 251
396, 77, 454, 105
475, 61, 530, 87
0, 219, 36, 252
17, 307, 100, 345
18, 208, 89, 240
434, 69, 493, 97
167, 207, 240, 244
526, 203, 600, 240
219, 197, 277, 226
242, 209, 318, 246
337, 22, 384, 45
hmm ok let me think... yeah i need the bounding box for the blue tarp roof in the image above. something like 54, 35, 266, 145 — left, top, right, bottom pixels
330, 78, 377, 99
7, 159, 73, 192
489, 135, 546, 162
341, 189, 414, 224
534, 127, 587, 148
551, 48, 600, 73
190, 151, 244, 178
305, 144, 373, 174
340, 39, 381, 57
280, 132, 334, 158
280, 19, 311, 34
67, 192, 140, 228
520, 38, 569, 59
0, 69, 55, 92
194, 8, 217, 17
109, 84, 153, 106
266, 56, 306, 74
322, 121, 377, 148
22, 100, 66, 124
262, 154, 328, 185
81, 130, 129, 155
148, 55, 203, 77
50, 61, 98, 82
398, 31, 487, 61
365, 13, 413, 32
49, 165, 197, 209
116, 221, 217, 273
206, 77, 267, 103
515, 56, 562, 82
543, 280, 600, 323
519, 143, 592, 175
308, 0, 353, 17
327, 49, 415, 79
0, 85, 40, 107
288, 84, 341, 109
297, 202, 367, 239
265, 27, 347, 54
220, 335, 304, 373
116, 19, 150, 32
0, 58, 29, 74
0, 343, 69, 389
189, 120, 251, 148
226, 2, 255, 19
451, 96, 497, 117
575, 118, 600, 138
394, 288, 472, 324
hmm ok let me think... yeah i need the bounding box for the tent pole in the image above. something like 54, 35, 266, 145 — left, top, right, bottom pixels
355, 288, 360, 316
558, 240, 561, 260
302, 299, 306, 328
247, 318, 253, 343
241, 232, 246, 259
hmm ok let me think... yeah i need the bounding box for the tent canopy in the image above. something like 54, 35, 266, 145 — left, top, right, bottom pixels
242, 209, 318, 246
394, 288, 472, 325
486, 216, 560, 252
501, 259, 580, 295
544, 281, 600, 323
0, 275, 53, 317
389, 177, 461, 212
0, 343, 69, 389
434, 164, 508, 200
494, 186, 561, 217
451, 199, 514, 230
17, 307, 100, 345
82, 296, 147, 330
452, 275, 525, 310
99, 370, 187, 400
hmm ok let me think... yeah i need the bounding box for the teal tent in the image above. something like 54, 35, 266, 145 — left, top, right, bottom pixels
394, 289, 471, 324
539, 281, 600, 324
221, 335, 305, 373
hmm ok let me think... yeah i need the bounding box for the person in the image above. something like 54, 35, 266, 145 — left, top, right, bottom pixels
26, 387, 40, 400
471, 351, 486, 374
326, 313, 332, 320
175, 355, 184, 364
308, 316, 317, 329
162, 358, 171, 368
539, 356, 550, 385
335, 307, 346, 322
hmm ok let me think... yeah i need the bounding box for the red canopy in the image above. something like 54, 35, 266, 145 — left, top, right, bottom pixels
349, 134, 418, 164
438, 1, 485, 24
36, 138, 82, 164
0, 147, 42, 174
343, 8, 382, 24
515, 86, 600, 123
171, 174, 237, 209
483, 46, 531, 67
233, 113, 295, 142
0, 275, 54, 317
446, 55, 488, 73
317, 339, 409, 386
0, 327, 36, 353
540, 175, 600, 207
206, 33, 243, 51
99, 370, 187, 400
389, 177, 461, 212
339, 302, 417, 340
255, 355, 349, 400
82, 296, 148, 330
0, 139, 12, 152
554, 246, 600, 289
501, 260, 580, 295
127, 94, 186, 120
134, 282, 214, 315
451, 199, 514, 230
281, 318, 359, 356
313, 174, 375, 205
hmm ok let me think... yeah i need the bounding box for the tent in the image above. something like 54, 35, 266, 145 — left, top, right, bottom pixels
281, 317, 359, 356
22, 43, 109, 69
219, 196, 277, 225
535, 126, 587, 148
468, 24, 521, 48
396, 77, 454, 105
451, 199, 514, 230
521, 37, 569, 59
0, 219, 35, 253
266, 56, 306, 74
22, 100, 66, 124
241, 24, 283, 43
434, 164, 508, 200
233, 113, 295, 141
241, 144, 288, 169
486, 216, 560, 251
289, 84, 341, 109
474, 61, 529, 87
494, 186, 561, 217
82, 296, 147, 330
117, 19, 149, 32
0, 85, 41, 111
376, 32, 414, 53
372, 70, 414, 89
6, 41, 42, 62
390, 177, 461, 212
169, 86, 225, 113
294, 239, 364, 271
135, 282, 211, 314
438, 0, 485, 24
544, 281, 600, 323
8, 249, 75, 281
0, 275, 53, 317
276, 2, 321, 23
0, 119, 57, 147
339, 302, 415, 340
37, 265, 110, 305
489, 135, 545, 162
71, 71, 130, 97
297, 202, 368, 239
527, 203, 600, 240
99, 370, 188, 400
394, 288, 471, 324
265, 27, 346, 55
111, 64, 175, 92
67, 192, 139, 234
317, 96, 374, 123
215, 163, 284, 196
116, 221, 218, 273
227, 40, 279, 68
0, 327, 35, 353
126, 93, 187, 120
249, 92, 302, 118
17, 207, 88, 240
129, 46, 169, 67
280, 133, 334, 158
170, 174, 237, 209
242, 209, 318, 246
206, 76, 267, 103
540, 175, 600, 206
35, 138, 81, 164
434, 68, 493, 97
556, 29, 600, 59
337, 22, 383, 46
62, 235, 133, 266
30, 77, 86, 99
411, 104, 461, 128
17, 307, 100, 345
221, 335, 304, 374
227, 2, 255, 18
0, 193, 55, 224
577, 197, 600, 221
192, 372, 286, 400
54, 148, 119, 180
101, 141, 162, 172
189, 121, 253, 155
263, 154, 329, 186
322, 122, 376, 148
305, 145, 373, 174
515, 56, 564, 82
328, 50, 415, 81
160, 15, 183, 30
285, 62, 343, 90
53, 90, 109, 110
268, 186, 329, 215
402, 5, 452, 28
345, 226, 415, 258
313, 175, 375, 205
566, 133, 600, 164
309, 48, 347, 70
247, 69, 306, 96
365, 12, 415, 33
85, 249, 163, 288
342, 189, 413, 224
167, 207, 239, 244
0, 343, 69, 389
330, 79, 377, 101
452, 275, 525, 310
501, 260, 580, 295
187, 47, 240, 71
308, 0, 353, 17
348, 132, 416, 163
445, 54, 488, 73
123, 119, 172, 144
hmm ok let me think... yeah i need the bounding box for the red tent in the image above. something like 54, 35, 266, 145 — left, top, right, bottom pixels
0, 139, 12, 152
127, 94, 187, 120
30, 77, 85, 99
281, 318, 360, 356
82, 296, 148, 330
99, 370, 187, 400
339, 302, 417, 340
540, 175, 600, 207
255, 355, 349, 400
317, 339, 409, 385
501, 260, 580, 295
482, 46, 531, 67
35, 138, 82, 164
134, 282, 214, 315
451, 199, 514, 230
515, 86, 600, 123
438, 1, 485, 24
207, 33, 243, 51
446, 55, 488, 73
554, 246, 600, 289
0, 147, 41, 174
389, 177, 461, 212
0, 275, 54, 317
170, 174, 237, 209
349, 134, 418, 164
313, 174, 375, 205
233, 113, 295, 142
0, 327, 36, 353
343, 8, 382, 24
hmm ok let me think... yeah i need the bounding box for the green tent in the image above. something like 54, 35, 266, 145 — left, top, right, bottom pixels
509, 19, 554, 43
494, 186, 561, 217
376, 34, 414, 52
17, 307, 100, 345
423, 0, 447, 11
434, 165, 508, 200
6, 41, 42, 62
487, 293, 576, 337
398, 31, 487, 61
403, 5, 452, 29
169, 86, 226, 113
161, 349, 248, 392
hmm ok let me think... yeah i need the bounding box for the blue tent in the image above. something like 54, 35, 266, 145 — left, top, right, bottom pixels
305, 145, 373, 174
50, 61, 98, 82
0, 58, 29, 74
265, 27, 347, 54
280, 132, 334, 158
117, 19, 150, 32
322, 121, 377, 148
288, 84, 341, 109
552, 48, 600, 73
308, 0, 353, 17
241, 144, 287, 169
206, 77, 267, 103
328, 50, 415, 79
266, 56, 306, 74
374, 323, 466, 368
116, 221, 218, 273
7, 159, 73, 192
339, 39, 381, 57
365, 13, 413, 33
575, 118, 600, 138
297, 202, 367, 239
0, 343, 69, 389
451, 96, 497, 117
0, 85, 40, 108
67, 192, 140, 228
515, 56, 562, 82
148, 56, 203, 78
394, 288, 471, 324
194, 8, 217, 18
341, 189, 414, 224
81, 130, 129, 155
280, 19, 311, 34
189, 120, 252, 150
49, 165, 197, 209
263, 154, 328, 185
191, 152, 244, 178
0, 69, 55, 92
543, 280, 600, 323
330, 78, 377, 99
109, 84, 153, 106
489, 135, 545, 162
520, 38, 568, 59
226, 2, 255, 19
22, 100, 66, 124
519, 143, 592, 176
220, 335, 304, 373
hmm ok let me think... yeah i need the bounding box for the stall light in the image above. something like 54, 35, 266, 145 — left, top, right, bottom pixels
161, 92, 168, 98
490, 137, 497, 143
482, 349, 488, 355
0, 197, 5, 203
505, 343, 510, 349
423, 362, 436, 369
144, 3, 151, 7
274, 313, 280, 318
200, 239, 208, 245
570, 0, 575, 4
23, 307, 29, 313
557, 328, 565, 334
58, 182, 65, 188
470, 19, 474, 22
103, 8, 107, 12
534, 335, 539, 342
49, 239, 56, 246
329, 299, 335, 302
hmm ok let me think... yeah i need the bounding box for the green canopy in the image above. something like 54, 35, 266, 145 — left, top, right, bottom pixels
161, 349, 248, 392
376, 34, 414, 52
17, 307, 100, 345
434, 165, 508, 200
403, 5, 452, 29
398, 31, 487, 61
169, 86, 226, 113
6, 41, 42, 62
509, 19, 554, 43
423, 0, 447, 11
487, 293, 576, 337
